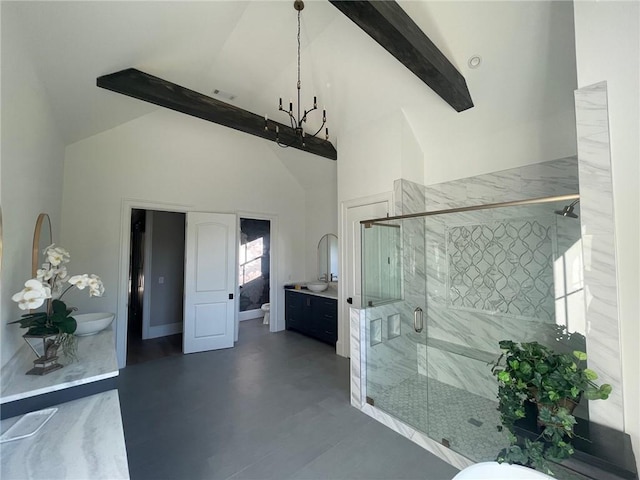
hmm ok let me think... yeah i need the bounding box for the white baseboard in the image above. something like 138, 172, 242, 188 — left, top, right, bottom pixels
239, 309, 263, 322
147, 322, 183, 339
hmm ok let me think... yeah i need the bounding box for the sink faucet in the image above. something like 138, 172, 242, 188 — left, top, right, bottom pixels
330, 273, 338, 282
319, 273, 328, 282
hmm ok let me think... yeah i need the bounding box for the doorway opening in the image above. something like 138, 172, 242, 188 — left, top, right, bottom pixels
238, 218, 271, 339
126, 209, 186, 366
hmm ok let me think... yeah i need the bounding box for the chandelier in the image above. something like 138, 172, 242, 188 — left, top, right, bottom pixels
265, 0, 328, 148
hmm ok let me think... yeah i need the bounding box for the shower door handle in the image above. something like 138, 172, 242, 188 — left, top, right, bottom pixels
413, 307, 424, 333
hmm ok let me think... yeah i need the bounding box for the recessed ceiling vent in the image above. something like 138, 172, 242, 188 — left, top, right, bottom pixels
212, 89, 236, 101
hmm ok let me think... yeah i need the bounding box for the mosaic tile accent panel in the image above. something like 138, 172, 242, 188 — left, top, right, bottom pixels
446, 219, 555, 321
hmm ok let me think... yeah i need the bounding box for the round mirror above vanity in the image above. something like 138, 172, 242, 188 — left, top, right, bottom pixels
32, 213, 52, 277
317, 233, 338, 282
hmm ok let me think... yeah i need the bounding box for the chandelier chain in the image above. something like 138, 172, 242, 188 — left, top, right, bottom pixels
297, 9, 301, 91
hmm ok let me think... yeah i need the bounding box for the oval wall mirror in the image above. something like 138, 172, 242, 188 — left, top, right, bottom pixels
32, 213, 52, 277
317, 233, 338, 282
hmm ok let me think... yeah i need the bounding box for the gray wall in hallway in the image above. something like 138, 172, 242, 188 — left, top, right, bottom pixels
149, 211, 186, 328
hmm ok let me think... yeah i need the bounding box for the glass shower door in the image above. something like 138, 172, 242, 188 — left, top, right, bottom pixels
363, 217, 429, 435
360, 194, 588, 469
422, 200, 586, 462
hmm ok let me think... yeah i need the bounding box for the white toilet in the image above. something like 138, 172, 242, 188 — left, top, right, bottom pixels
261, 303, 270, 325
452, 462, 553, 479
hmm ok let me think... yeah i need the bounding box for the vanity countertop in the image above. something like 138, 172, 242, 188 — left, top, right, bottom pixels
1, 389, 129, 479
0, 326, 118, 404
284, 284, 338, 300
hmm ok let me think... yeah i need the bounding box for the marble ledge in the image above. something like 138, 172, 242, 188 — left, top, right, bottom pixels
1, 389, 129, 480
427, 337, 497, 364
284, 284, 338, 300
1, 326, 118, 404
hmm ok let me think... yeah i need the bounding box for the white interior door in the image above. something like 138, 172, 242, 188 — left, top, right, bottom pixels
340, 198, 390, 357
184, 212, 236, 354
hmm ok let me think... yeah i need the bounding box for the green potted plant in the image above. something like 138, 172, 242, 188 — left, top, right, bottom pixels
491, 340, 612, 475
10, 244, 104, 370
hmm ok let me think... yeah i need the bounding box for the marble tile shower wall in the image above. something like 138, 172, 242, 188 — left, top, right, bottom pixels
424, 211, 573, 401
574, 82, 623, 430
425, 205, 567, 348
394, 158, 580, 401
369, 159, 581, 404
422, 157, 579, 207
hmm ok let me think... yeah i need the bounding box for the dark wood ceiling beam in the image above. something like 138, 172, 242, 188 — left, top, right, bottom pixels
329, 0, 473, 112
97, 68, 337, 161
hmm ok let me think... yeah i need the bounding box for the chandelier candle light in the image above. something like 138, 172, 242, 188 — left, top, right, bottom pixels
264, 0, 328, 148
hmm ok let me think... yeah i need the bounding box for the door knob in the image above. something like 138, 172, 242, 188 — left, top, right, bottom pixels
347, 297, 353, 304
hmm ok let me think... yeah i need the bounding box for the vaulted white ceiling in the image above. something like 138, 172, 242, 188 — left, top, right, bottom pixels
5, 0, 578, 169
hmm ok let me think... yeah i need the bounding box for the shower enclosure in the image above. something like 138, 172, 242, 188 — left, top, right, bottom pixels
362, 193, 587, 463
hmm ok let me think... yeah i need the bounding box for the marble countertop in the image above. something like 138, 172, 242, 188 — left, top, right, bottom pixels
1, 389, 129, 479
285, 284, 338, 300
1, 326, 118, 404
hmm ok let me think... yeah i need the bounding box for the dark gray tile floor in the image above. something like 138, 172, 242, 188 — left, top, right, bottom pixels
118, 319, 460, 480
127, 332, 183, 366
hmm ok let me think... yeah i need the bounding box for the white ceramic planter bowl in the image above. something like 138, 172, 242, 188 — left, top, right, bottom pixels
74, 313, 115, 336
452, 462, 554, 479
307, 282, 329, 292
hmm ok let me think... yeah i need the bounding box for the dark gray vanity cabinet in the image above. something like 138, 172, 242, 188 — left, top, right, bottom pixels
285, 290, 337, 345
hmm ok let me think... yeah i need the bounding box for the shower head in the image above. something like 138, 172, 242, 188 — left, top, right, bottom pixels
554, 199, 579, 218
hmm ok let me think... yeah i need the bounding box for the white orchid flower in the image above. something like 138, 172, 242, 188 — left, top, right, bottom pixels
56, 265, 68, 279
88, 274, 105, 297
52, 266, 68, 293
45, 244, 70, 266
69, 274, 105, 297
68, 274, 90, 289
36, 263, 54, 282
11, 279, 52, 311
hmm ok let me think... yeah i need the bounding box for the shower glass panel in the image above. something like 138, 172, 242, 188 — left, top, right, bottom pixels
363, 196, 585, 463
363, 215, 427, 434
362, 222, 402, 306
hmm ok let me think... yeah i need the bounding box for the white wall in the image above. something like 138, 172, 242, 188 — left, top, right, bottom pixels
272, 148, 338, 283
337, 111, 403, 205
305, 180, 338, 281
61, 109, 313, 360
0, 4, 65, 367
573, 0, 640, 466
